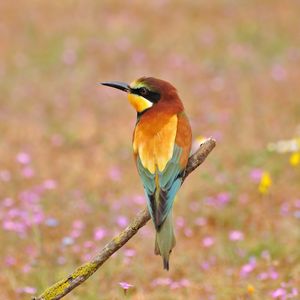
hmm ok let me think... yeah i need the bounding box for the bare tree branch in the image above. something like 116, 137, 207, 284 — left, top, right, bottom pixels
33, 138, 216, 300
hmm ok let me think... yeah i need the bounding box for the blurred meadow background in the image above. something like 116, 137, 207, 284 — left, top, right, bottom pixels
1, 0, 300, 299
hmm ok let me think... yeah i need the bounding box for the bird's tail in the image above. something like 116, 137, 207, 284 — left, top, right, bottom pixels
154, 211, 176, 271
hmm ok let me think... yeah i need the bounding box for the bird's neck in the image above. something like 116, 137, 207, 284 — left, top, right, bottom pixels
136, 96, 184, 124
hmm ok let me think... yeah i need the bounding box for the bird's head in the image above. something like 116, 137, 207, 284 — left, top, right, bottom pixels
101, 77, 181, 113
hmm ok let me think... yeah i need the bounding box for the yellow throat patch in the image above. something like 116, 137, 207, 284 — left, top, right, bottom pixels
127, 93, 153, 113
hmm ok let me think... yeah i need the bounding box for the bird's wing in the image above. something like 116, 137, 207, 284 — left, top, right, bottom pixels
155, 144, 183, 228
135, 154, 156, 200
134, 112, 192, 229
135, 144, 182, 229
155, 112, 192, 228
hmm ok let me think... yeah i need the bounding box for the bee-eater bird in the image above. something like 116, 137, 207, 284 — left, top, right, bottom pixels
101, 77, 192, 270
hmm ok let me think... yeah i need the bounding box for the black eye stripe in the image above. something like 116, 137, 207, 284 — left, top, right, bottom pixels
131, 87, 161, 103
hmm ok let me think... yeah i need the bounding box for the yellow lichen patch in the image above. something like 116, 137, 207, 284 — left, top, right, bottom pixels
41, 279, 70, 300
38, 262, 98, 300
113, 234, 122, 244
72, 262, 98, 279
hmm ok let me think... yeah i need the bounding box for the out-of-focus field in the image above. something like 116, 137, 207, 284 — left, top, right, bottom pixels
0, 1, 299, 299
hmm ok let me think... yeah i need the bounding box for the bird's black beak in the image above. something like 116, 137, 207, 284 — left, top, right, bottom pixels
100, 81, 130, 93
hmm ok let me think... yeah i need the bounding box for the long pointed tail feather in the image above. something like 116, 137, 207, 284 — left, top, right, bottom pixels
154, 211, 176, 270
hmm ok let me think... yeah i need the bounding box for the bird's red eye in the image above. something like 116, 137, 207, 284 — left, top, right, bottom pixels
140, 87, 148, 96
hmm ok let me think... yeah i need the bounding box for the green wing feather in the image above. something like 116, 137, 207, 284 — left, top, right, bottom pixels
136, 144, 183, 229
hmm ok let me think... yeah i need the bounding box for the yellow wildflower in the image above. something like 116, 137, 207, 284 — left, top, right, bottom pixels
258, 171, 272, 194
247, 284, 255, 295
196, 136, 206, 144
289, 152, 300, 166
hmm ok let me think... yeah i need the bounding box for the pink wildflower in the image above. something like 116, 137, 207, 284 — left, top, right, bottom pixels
93, 227, 107, 241
21, 286, 37, 294
119, 281, 134, 294
229, 230, 244, 241
108, 166, 122, 181
117, 216, 128, 228
250, 168, 263, 183
202, 236, 215, 248
271, 288, 286, 298
21, 166, 35, 178
43, 179, 57, 190
16, 152, 31, 164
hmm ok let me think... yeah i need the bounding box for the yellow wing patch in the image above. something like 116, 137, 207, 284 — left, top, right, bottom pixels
133, 115, 178, 174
